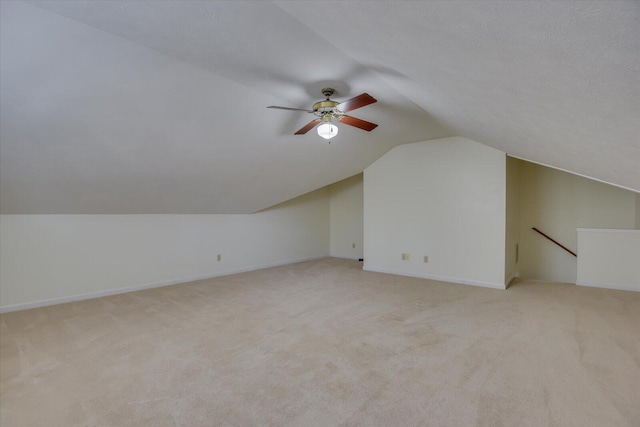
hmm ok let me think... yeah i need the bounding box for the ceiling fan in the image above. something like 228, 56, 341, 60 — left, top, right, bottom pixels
267, 88, 378, 139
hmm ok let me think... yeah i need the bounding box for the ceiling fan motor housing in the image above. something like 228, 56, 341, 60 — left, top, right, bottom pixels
312, 100, 340, 117
314, 88, 340, 118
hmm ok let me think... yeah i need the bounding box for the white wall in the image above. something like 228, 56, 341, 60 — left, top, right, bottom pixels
0, 189, 330, 312
577, 229, 640, 292
636, 194, 640, 229
505, 156, 521, 285
329, 174, 363, 260
363, 137, 506, 289
516, 160, 636, 284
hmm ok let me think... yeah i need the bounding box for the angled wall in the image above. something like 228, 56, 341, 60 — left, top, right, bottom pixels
363, 137, 506, 289
0, 189, 330, 312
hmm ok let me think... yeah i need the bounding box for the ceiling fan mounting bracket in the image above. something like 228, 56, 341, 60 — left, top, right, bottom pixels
321, 87, 336, 98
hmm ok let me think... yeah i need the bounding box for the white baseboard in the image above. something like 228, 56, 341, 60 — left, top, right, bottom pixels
576, 280, 640, 293
0, 255, 327, 314
362, 266, 506, 290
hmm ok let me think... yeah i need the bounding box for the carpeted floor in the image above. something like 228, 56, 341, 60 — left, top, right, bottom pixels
1, 258, 639, 426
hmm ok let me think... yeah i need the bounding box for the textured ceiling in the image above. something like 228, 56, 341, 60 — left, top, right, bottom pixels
1, 1, 638, 214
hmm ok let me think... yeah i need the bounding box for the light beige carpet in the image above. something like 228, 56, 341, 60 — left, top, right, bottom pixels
1, 258, 639, 426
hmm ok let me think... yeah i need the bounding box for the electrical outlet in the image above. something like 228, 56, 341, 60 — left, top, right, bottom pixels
217, 254, 221, 262
352, 243, 356, 249
401, 253, 410, 261
424, 256, 429, 263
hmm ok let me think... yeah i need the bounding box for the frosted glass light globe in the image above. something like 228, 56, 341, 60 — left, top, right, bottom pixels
317, 123, 338, 139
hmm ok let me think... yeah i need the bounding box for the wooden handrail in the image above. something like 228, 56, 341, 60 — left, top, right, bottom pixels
532, 227, 577, 257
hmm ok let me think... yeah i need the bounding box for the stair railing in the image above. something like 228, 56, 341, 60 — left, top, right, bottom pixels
531, 227, 577, 257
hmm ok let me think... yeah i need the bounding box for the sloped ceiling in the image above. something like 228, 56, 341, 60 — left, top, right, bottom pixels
1, 1, 638, 214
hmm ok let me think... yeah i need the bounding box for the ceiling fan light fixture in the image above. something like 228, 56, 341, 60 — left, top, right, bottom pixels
268, 88, 377, 137
317, 122, 338, 139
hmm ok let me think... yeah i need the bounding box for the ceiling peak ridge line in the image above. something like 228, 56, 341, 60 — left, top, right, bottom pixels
272, 0, 437, 117
22, 0, 425, 118
270, 0, 410, 87
22, 0, 276, 98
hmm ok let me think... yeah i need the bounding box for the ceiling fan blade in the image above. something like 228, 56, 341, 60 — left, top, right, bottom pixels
338, 115, 378, 132
294, 119, 322, 135
336, 93, 377, 113
267, 106, 314, 113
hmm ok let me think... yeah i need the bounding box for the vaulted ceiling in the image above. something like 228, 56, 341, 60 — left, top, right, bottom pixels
1, 1, 638, 214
